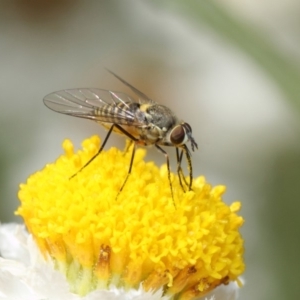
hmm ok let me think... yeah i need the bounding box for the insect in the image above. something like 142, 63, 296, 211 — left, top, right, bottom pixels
43, 70, 198, 203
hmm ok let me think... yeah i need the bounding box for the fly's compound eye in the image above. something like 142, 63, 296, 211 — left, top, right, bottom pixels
170, 125, 189, 146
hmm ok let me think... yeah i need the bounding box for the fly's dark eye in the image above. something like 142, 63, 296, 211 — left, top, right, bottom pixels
170, 125, 185, 145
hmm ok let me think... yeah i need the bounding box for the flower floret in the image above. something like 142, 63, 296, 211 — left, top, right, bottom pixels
16, 136, 245, 299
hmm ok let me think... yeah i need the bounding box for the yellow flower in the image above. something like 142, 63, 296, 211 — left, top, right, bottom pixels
16, 135, 245, 300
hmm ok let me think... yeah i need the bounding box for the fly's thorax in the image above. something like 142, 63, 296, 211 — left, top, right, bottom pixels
139, 104, 178, 129
136, 124, 167, 145
132, 104, 178, 145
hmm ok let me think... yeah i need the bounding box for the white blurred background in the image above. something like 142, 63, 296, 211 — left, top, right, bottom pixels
1, 1, 300, 299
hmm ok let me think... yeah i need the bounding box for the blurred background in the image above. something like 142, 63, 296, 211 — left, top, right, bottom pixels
1, 1, 300, 299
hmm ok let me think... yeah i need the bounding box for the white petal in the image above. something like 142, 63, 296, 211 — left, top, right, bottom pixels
0, 223, 78, 300
200, 281, 241, 300
81, 285, 171, 300
0, 223, 30, 264
0, 223, 243, 300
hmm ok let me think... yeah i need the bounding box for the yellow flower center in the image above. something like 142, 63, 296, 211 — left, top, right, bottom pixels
16, 135, 245, 299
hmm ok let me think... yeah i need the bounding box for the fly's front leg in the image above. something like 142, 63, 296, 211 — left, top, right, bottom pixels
155, 145, 175, 208
176, 148, 190, 192
181, 144, 193, 191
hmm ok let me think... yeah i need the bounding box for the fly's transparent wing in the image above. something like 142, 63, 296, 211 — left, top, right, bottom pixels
107, 69, 156, 105
43, 88, 142, 125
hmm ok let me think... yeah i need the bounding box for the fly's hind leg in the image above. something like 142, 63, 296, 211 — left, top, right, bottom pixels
70, 124, 139, 199
116, 143, 136, 199
70, 124, 115, 179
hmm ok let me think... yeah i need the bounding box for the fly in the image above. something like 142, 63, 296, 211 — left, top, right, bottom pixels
43, 70, 198, 205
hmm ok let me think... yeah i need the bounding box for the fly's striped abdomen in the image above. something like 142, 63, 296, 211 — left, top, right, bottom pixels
94, 102, 139, 125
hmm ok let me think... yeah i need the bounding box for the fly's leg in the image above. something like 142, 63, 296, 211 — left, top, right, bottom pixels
176, 148, 185, 192
155, 145, 175, 208
70, 123, 139, 198
176, 148, 189, 192
116, 143, 136, 199
181, 144, 193, 191
123, 139, 134, 155
70, 124, 115, 179
110, 125, 140, 198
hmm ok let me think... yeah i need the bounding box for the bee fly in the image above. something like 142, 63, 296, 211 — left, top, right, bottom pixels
43, 70, 198, 204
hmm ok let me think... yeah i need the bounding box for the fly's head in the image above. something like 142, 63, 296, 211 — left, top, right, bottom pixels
169, 122, 198, 152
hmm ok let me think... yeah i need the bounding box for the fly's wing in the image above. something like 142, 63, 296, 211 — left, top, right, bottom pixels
43, 88, 142, 126
106, 69, 157, 105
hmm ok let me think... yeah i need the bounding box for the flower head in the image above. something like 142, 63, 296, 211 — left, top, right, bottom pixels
16, 135, 245, 299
